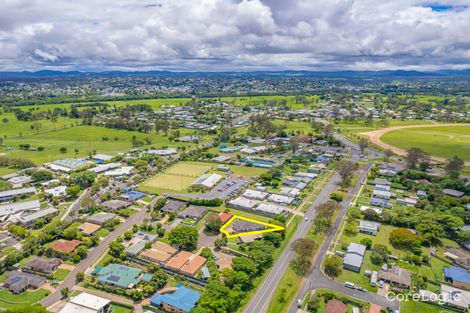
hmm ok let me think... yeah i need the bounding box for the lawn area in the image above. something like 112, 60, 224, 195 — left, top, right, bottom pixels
112, 303, 133, 313
166, 162, 214, 177
0, 289, 50, 309
215, 164, 269, 178
95, 228, 110, 238
380, 125, 470, 161
139, 161, 217, 194
400, 299, 460, 313
53, 268, 70, 281
140, 173, 196, 194
0, 120, 205, 164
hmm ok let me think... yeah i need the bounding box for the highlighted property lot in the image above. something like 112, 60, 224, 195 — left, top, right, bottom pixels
220, 215, 285, 238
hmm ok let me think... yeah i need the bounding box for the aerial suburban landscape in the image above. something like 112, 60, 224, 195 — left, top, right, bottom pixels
1, 1, 470, 313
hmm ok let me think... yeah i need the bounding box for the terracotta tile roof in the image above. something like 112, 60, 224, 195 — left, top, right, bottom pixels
49, 239, 82, 254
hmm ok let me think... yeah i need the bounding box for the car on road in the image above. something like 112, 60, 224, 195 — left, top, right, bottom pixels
344, 282, 355, 289
356, 287, 366, 292
304, 217, 309, 221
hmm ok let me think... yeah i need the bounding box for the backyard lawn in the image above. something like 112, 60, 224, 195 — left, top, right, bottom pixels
0, 289, 49, 309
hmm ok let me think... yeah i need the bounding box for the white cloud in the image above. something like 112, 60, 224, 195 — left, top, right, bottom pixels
0, 0, 468, 70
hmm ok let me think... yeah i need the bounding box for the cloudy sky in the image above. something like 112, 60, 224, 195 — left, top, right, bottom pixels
1, 0, 470, 71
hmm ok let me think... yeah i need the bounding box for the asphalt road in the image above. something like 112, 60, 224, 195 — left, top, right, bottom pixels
244, 134, 390, 313
243, 169, 342, 313
40, 198, 154, 308
288, 161, 399, 312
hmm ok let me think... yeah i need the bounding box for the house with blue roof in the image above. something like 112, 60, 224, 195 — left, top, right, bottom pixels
121, 190, 145, 201
444, 266, 470, 291
150, 285, 201, 313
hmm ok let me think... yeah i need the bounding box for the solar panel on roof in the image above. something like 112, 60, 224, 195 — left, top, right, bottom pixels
108, 275, 120, 282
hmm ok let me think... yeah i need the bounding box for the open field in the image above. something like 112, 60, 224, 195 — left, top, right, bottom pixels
140, 173, 196, 193
139, 162, 215, 194
165, 162, 214, 177
0, 121, 205, 164
362, 124, 470, 163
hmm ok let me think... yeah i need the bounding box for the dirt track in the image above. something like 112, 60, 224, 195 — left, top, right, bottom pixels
360, 123, 470, 166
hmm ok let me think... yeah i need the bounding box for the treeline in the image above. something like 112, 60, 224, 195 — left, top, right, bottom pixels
0, 156, 35, 169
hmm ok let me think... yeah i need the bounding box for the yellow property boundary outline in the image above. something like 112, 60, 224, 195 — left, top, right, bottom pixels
220, 215, 285, 238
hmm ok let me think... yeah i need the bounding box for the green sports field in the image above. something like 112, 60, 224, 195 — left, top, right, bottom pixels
381, 125, 470, 161
139, 162, 215, 194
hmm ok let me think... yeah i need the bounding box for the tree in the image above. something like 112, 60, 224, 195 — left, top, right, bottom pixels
289, 136, 300, 154
60, 147, 67, 153
358, 138, 368, 154
445, 156, 465, 179
336, 160, 356, 186
168, 225, 199, 250
197, 281, 242, 313
360, 238, 373, 250
76, 272, 85, 282
370, 244, 390, 265
263, 233, 283, 248
32, 170, 54, 182
389, 228, 421, 251
109, 241, 125, 258
405, 147, 425, 169
324, 255, 343, 278
69, 171, 96, 188
204, 214, 222, 234
0, 180, 12, 191
221, 268, 251, 290
66, 185, 81, 198
291, 238, 317, 276
384, 149, 393, 161
232, 257, 257, 277
60, 287, 69, 299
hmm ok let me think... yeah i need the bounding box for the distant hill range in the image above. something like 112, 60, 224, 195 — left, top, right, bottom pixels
1, 69, 470, 78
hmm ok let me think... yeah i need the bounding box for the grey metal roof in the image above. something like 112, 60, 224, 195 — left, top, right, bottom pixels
18, 207, 58, 224
0, 200, 40, 217
0, 187, 36, 198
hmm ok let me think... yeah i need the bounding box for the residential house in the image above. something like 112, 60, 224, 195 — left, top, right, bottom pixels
444, 266, 470, 291
378, 265, 412, 288
24, 257, 62, 275
150, 285, 201, 313
60, 292, 112, 313
358, 220, 381, 236
343, 243, 366, 272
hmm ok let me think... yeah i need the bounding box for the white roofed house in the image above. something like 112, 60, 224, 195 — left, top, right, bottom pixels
358, 220, 381, 236
243, 189, 269, 200
59, 292, 112, 313
44, 185, 67, 198
268, 194, 294, 205
255, 203, 287, 216
228, 197, 258, 211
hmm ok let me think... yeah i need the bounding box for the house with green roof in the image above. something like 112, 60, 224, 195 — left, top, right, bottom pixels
92, 263, 142, 289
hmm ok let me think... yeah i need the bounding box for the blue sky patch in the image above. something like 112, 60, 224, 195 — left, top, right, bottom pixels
424, 3, 468, 12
